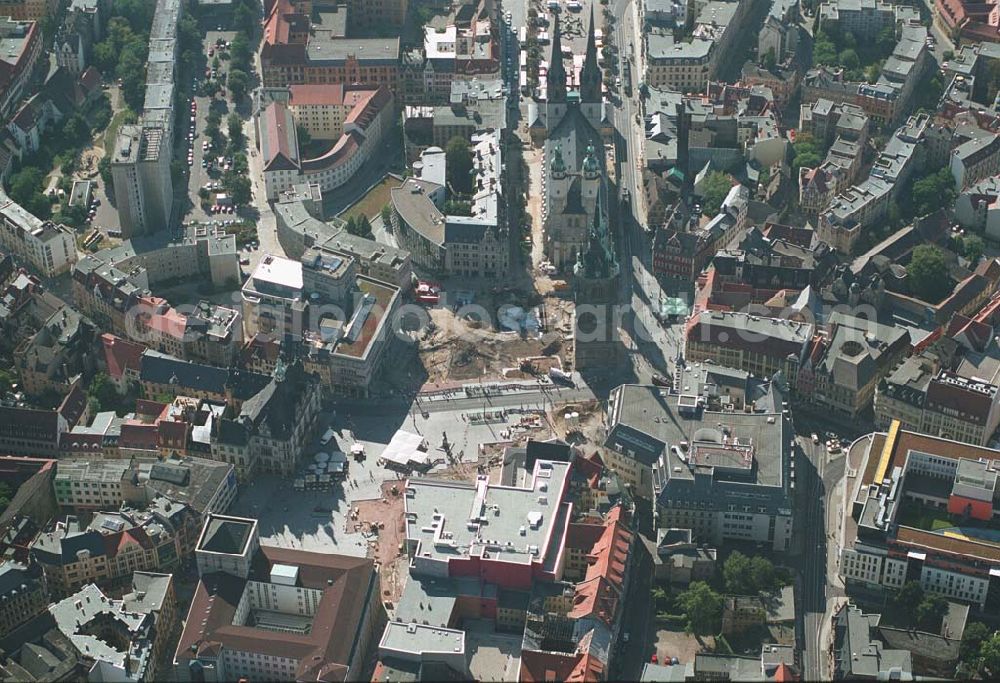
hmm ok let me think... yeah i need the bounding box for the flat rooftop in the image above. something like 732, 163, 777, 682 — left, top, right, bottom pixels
379, 622, 465, 656
249, 254, 304, 293
404, 460, 572, 566
606, 384, 788, 492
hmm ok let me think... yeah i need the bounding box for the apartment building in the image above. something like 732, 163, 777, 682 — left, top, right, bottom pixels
110, 0, 180, 238
422, 4, 500, 103
818, 114, 929, 253
175, 514, 384, 682
951, 133, 1000, 190
0, 385, 87, 457
955, 174, 1000, 240
260, 0, 400, 90
685, 310, 813, 383
344, 0, 408, 30
606, 383, 795, 551
876, 351, 1000, 448
841, 423, 1000, 609
0, 190, 76, 276
0, 561, 48, 635
391, 130, 509, 277
797, 312, 910, 419
13, 305, 96, 396
30, 509, 184, 597
258, 86, 394, 200
817, 0, 897, 40
645, 33, 714, 92
0, 16, 43, 117
53, 454, 237, 519
45, 574, 176, 682
0, 0, 57, 21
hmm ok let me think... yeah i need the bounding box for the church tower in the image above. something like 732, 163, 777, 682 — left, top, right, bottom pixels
546, 15, 568, 124
579, 7, 604, 133
572, 188, 622, 372
580, 7, 602, 103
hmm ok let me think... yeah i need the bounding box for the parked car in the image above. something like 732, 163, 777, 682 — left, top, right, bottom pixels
651, 374, 670, 388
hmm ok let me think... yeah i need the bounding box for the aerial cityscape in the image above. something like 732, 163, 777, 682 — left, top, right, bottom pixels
4, 0, 1000, 681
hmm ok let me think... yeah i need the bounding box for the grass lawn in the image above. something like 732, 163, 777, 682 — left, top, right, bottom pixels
340, 175, 401, 222
896, 502, 955, 532
104, 108, 132, 152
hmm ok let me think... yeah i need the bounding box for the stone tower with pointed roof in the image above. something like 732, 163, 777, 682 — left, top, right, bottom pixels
579, 7, 603, 124
572, 173, 621, 372
529, 9, 607, 143
546, 14, 568, 126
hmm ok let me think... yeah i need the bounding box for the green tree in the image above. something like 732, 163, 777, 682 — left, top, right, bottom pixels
0, 368, 14, 393
839, 49, 860, 69
723, 551, 752, 594
980, 632, 1000, 675
380, 204, 392, 227
227, 69, 250, 100
116, 0, 156, 31
749, 556, 777, 592
907, 245, 951, 302
345, 214, 374, 239
0, 481, 11, 516
813, 32, 837, 65
876, 26, 896, 55
962, 235, 985, 263
224, 173, 252, 205
762, 47, 776, 70
792, 131, 823, 172
894, 581, 925, 621
9, 167, 44, 207
88, 373, 121, 413
62, 115, 89, 144
700, 171, 732, 215
916, 595, 947, 631
446, 136, 474, 195
233, 3, 258, 37
911, 167, 956, 216
227, 113, 244, 147
678, 581, 723, 635
961, 623, 992, 671
864, 62, 882, 83
230, 32, 252, 72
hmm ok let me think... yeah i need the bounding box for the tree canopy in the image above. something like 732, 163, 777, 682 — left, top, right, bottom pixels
792, 132, 823, 173
907, 245, 952, 303
700, 171, 732, 216
678, 581, 723, 635
723, 552, 783, 594
912, 167, 957, 217
345, 214, 374, 239
446, 136, 474, 195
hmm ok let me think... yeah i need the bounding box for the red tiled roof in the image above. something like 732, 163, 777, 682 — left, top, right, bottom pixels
774, 662, 797, 682
102, 333, 144, 380
289, 83, 346, 107
568, 506, 632, 625
565, 522, 605, 550
175, 547, 374, 682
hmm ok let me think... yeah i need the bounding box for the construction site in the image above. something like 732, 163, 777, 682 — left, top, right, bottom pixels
416, 286, 579, 385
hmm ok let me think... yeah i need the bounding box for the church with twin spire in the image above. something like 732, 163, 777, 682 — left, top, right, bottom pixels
530, 9, 622, 372
527, 7, 609, 140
